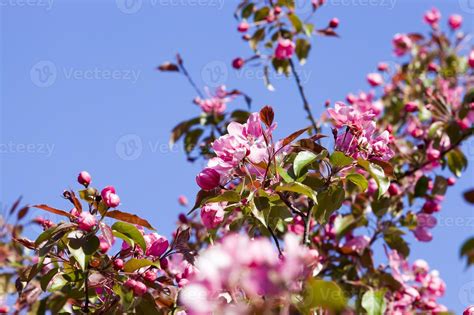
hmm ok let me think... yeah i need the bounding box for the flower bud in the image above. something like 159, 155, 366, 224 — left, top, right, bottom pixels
144, 270, 157, 282
447, 177, 456, 186
147, 236, 169, 257
274, 39, 295, 60
101, 186, 120, 208
448, 14, 462, 30
464, 306, 474, 315
469, 50, 474, 69
133, 281, 147, 296
70, 207, 80, 217
404, 102, 418, 112
422, 199, 441, 214
124, 279, 137, 289
98, 236, 110, 253
329, 17, 339, 28
113, 258, 124, 270
232, 57, 245, 69
78, 171, 91, 187
196, 168, 220, 190
0, 306, 10, 314
237, 21, 249, 33
178, 195, 188, 206
377, 62, 388, 71
77, 212, 97, 231
388, 183, 402, 196
367, 73, 383, 87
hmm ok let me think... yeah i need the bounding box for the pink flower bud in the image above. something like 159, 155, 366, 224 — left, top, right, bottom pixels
274, 39, 295, 60
0, 306, 10, 314
329, 17, 339, 28
101, 185, 116, 199
422, 199, 441, 214
160, 257, 169, 269
77, 212, 97, 231
469, 50, 474, 69
98, 236, 110, 253
124, 279, 137, 289
448, 14, 462, 30
113, 258, 124, 270
232, 57, 245, 69
447, 177, 456, 186
404, 102, 418, 112
101, 186, 120, 208
237, 21, 249, 33
196, 168, 220, 190
414, 227, 432, 242
388, 183, 402, 196
341, 235, 370, 255
377, 62, 389, 71
274, 6, 282, 15
424, 8, 441, 27
144, 270, 157, 282
78, 171, 91, 186
132, 281, 147, 296
427, 147, 441, 161
428, 62, 439, 72
201, 203, 225, 229
367, 73, 383, 87
464, 306, 474, 315
178, 195, 188, 206
147, 235, 169, 257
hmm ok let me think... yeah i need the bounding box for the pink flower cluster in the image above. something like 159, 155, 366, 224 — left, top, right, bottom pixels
274, 39, 295, 60
386, 251, 447, 314
327, 102, 393, 161
193, 86, 234, 115
196, 112, 272, 190
180, 234, 319, 314
121, 227, 169, 259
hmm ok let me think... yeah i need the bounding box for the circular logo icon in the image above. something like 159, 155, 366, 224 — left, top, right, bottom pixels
201, 60, 228, 87
116, 0, 143, 14
459, 0, 474, 14
459, 281, 474, 307
30, 60, 57, 88
293, 0, 313, 14
116, 134, 143, 160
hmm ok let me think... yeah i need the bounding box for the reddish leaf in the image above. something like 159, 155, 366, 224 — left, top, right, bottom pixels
407, 33, 424, 42
70, 191, 83, 213
369, 159, 394, 177
464, 189, 474, 204
317, 28, 339, 37
99, 222, 114, 246
281, 127, 309, 148
9, 196, 22, 215
157, 62, 179, 72
32, 204, 75, 219
105, 210, 155, 230
259, 105, 274, 128
14, 237, 36, 250
17, 206, 29, 220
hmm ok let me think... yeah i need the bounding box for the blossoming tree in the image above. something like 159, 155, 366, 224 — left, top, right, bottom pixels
1, 3, 474, 315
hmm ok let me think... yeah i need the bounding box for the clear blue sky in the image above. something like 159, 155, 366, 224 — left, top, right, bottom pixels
1, 0, 473, 312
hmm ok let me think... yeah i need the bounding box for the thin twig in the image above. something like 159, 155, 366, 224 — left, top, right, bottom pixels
177, 56, 204, 98
289, 59, 319, 133
276, 192, 305, 217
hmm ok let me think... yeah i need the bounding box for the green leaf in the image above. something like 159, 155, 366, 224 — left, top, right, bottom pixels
293, 151, 317, 177
288, 14, 303, 32
334, 215, 356, 239
123, 259, 160, 273
414, 176, 429, 197
446, 148, 467, 177
206, 191, 241, 203
249, 28, 265, 50
313, 182, 345, 224
40, 268, 60, 291
275, 182, 317, 202
67, 233, 100, 270
304, 23, 314, 37
362, 289, 387, 315
330, 151, 354, 169
460, 237, 474, 266
346, 173, 368, 191
358, 159, 390, 199
112, 222, 146, 252
303, 279, 347, 311
241, 3, 254, 19
35, 226, 57, 246
432, 176, 448, 196
383, 229, 409, 258
295, 38, 311, 65
253, 7, 270, 22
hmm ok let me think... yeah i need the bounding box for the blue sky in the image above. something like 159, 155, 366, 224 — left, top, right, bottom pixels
1, 0, 474, 312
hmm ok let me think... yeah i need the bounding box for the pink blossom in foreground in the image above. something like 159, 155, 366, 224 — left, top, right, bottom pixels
77, 212, 97, 231
274, 39, 295, 60
392, 33, 412, 56
448, 14, 462, 30
193, 86, 234, 115
469, 50, 474, 69
180, 234, 318, 314
200, 202, 225, 229
424, 8, 441, 27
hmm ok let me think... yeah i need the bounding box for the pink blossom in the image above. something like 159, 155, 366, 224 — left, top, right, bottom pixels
341, 235, 370, 255
77, 212, 97, 231
367, 73, 384, 87
146, 233, 169, 257
424, 8, 441, 27
448, 14, 462, 30
98, 235, 111, 253
77, 171, 91, 186
0, 306, 9, 314
70, 207, 80, 217
200, 202, 225, 229
193, 86, 234, 115
422, 199, 441, 214
101, 186, 120, 208
275, 39, 295, 60
469, 50, 474, 69
196, 168, 220, 190
426, 143, 440, 161
392, 33, 412, 56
